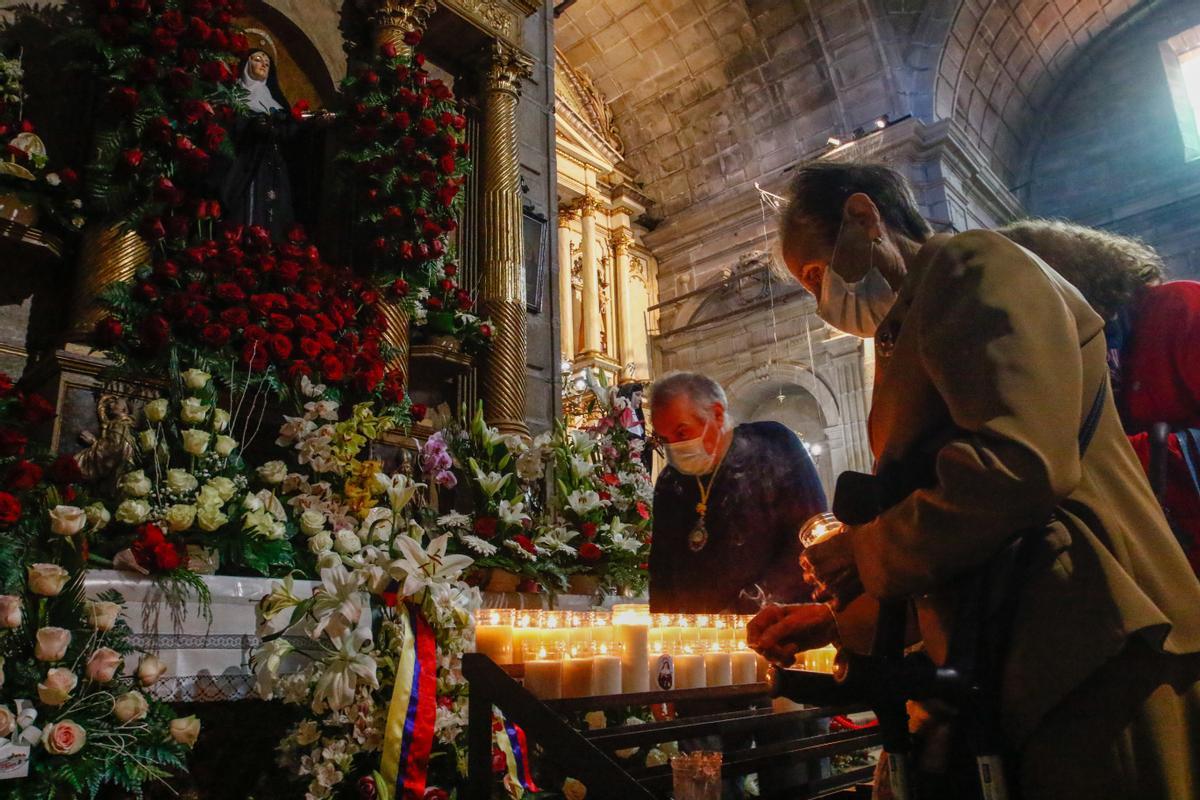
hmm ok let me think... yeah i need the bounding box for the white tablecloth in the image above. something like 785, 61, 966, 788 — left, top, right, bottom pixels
84, 570, 320, 704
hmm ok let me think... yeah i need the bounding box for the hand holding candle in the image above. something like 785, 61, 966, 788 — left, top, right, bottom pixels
798, 513, 862, 609
745, 603, 839, 666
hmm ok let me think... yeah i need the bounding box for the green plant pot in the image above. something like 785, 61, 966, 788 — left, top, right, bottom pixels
427, 310, 458, 336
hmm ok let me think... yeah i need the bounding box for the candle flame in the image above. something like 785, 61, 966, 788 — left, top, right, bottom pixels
537, 647, 547, 659
598, 643, 608, 655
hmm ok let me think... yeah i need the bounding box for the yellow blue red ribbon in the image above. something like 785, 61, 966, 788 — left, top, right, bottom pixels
380, 604, 438, 799
494, 710, 539, 793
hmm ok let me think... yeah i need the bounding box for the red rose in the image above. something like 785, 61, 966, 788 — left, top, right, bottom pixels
269, 334, 292, 360
94, 316, 124, 347
268, 313, 294, 333
98, 13, 131, 42
0, 429, 26, 457
580, 522, 598, 539
380, 42, 397, 59
516, 578, 540, 593
636, 501, 650, 520
241, 342, 269, 372
437, 184, 460, 207
439, 154, 456, 175
141, 314, 171, 350
119, 148, 143, 171
473, 516, 498, 539
418, 118, 437, 137
48, 454, 83, 485
276, 261, 301, 284
319, 354, 345, 382
182, 98, 214, 124
20, 393, 55, 425
403, 30, 422, 46
200, 60, 233, 84
150, 26, 178, 51
0, 492, 21, 527
109, 86, 140, 113
215, 282, 245, 303
201, 323, 231, 347
298, 337, 321, 359
513, 535, 537, 555
203, 122, 226, 151
220, 307, 249, 327
5, 460, 42, 491
598, 490, 611, 502
59, 167, 78, 185
390, 278, 409, 298
479, 324, 493, 338
153, 540, 183, 571
579, 542, 603, 562
184, 304, 212, 327
426, 297, 443, 311
230, 32, 249, 53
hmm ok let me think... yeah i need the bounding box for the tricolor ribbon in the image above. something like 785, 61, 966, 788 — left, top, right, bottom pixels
494, 711, 539, 793
380, 604, 438, 799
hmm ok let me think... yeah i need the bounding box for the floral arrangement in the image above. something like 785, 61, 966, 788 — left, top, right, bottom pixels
251, 417, 478, 800
94, 222, 412, 411
92, 367, 296, 581
0, 374, 195, 795
424, 404, 556, 592
336, 36, 492, 355
71, 0, 248, 233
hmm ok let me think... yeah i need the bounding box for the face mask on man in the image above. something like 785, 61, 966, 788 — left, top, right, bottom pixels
665, 419, 717, 475
816, 218, 898, 338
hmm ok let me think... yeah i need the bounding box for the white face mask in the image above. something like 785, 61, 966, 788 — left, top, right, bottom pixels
665, 420, 716, 475
816, 220, 898, 338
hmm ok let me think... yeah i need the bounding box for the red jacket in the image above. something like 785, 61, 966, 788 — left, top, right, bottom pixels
1119, 281, 1200, 574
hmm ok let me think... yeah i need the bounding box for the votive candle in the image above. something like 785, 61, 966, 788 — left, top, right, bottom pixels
475, 609, 515, 665
613, 604, 651, 694
561, 646, 594, 698
731, 644, 759, 685
523, 645, 563, 700
591, 642, 623, 695
512, 612, 538, 665
673, 645, 707, 690
703, 643, 732, 687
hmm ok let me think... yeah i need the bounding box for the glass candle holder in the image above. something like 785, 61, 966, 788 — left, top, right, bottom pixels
591, 640, 623, 695
800, 512, 844, 548
523, 642, 564, 700
612, 604, 650, 694
475, 609, 515, 665
672, 752, 722, 800
512, 611, 538, 665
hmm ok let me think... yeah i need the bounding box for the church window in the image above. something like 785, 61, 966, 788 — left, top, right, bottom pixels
1162, 27, 1200, 162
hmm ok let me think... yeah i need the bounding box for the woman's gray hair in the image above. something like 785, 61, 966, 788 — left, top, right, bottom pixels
649, 372, 732, 428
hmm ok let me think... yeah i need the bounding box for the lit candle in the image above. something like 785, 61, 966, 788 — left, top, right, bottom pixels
523, 645, 563, 700
591, 610, 614, 646
539, 611, 568, 653
613, 604, 650, 694
703, 643, 732, 687
567, 611, 593, 649
678, 614, 700, 647
561, 646, 594, 698
512, 612, 538, 665
715, 615, 735, 649
475, 609, 515, 665
697, 615, 719, 647
799, 512, 844, 547
673, 645, 707, 689
731, 643, 758, 685
802, 645, 837, 674
591, 642, 622, 695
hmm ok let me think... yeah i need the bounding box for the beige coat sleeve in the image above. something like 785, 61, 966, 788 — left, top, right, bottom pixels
851, 232, 1087, 600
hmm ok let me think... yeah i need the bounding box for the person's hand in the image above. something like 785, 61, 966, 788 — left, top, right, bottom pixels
746, 603, 838, 666
800, 529, 862, 610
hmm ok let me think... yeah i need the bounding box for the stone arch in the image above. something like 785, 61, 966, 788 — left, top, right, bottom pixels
724, 361, 841, 431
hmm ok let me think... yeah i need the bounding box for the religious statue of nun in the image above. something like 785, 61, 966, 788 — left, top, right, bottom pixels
218, 33, 309, 239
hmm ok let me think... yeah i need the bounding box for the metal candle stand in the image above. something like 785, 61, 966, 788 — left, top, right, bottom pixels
463, 653, 881, 799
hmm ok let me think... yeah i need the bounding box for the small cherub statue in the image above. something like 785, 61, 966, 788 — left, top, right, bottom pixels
76, 394, 138, 494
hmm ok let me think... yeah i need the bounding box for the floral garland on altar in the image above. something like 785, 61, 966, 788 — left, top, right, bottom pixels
0, 375, 195, 797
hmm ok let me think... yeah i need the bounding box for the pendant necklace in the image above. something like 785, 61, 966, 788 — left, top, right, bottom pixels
689, 442, 730, 552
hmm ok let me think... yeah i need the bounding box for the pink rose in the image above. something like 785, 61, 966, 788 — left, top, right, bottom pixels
169, 716, 201, 746
86, 647, 122, 683
34, 627, 71, 661
0, 595, 21, 628
136, 654, 167, 687
38, 667, 77, 706
112, 690, 148, 723
41, 720, 86, 755
86, 601, 121, 632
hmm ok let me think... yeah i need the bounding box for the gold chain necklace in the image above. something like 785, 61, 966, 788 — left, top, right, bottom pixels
688, 438, 731, 552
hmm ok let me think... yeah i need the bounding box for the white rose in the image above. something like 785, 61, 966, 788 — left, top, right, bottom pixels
181, 368, 210, 390
27, 564, 70, 597
299, 509, 326, 537
212, 408, 230, 433
207, 477, 237, 502
138, 429, 158, 452
136, 655, 167, 687
195, 505, 228, 532
333, 529, 362, 555
180, 397, 209, 425
214, 435, 238, 457
85, 502, 111, 531
112, 690, 149, 723
165, 469, 199, 495
308, 532, 333, 555
48, 505, 86, 537
165, 504, 196, 532
115, 499, 150, 525
37, 667, 77, 706
86, 600, 121, 632
315, 551, 342, 571
181, 429, 210, 456
169, 716, 201, 747
119, 470, 151, 497
143, 398, 169, 424
257, 461, 288, 485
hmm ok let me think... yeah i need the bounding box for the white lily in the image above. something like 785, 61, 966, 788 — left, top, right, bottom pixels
310, 563, 365, 640
313, 628, 378, 711
498, 498, 530, 527
389, 534, 474, 599
468, 459, 510, 497
567, 489, 605, 516
534, 525, 578, 556
374, 472, 424, 512
607, 518, 643, 554
570, 456, 595, 479
251, 637, 295, 699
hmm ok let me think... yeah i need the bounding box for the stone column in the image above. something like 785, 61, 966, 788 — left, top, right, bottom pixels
577, 193, 603, 356
610, 228, 636, 379
370, 0, 437, 54
557, 205, 578, 364
479, 41, 533, 436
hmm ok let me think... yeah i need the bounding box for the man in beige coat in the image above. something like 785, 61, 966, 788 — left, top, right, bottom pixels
749, 162, 1200, 798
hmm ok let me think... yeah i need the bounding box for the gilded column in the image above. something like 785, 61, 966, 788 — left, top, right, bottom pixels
557, 205, 578, 364
370, 0, 437, 54
479, 41, 534, 436
610, 228, 637, 380
577, 194, 603, 356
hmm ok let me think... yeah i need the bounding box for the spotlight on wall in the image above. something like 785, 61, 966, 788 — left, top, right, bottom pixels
874, 114, 889, 130
826, 136, 842, 147
810, 443, 824, 457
